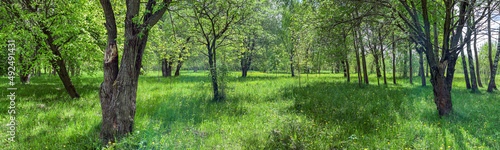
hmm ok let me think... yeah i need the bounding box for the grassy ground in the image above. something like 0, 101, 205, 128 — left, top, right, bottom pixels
0, 71, 499, 149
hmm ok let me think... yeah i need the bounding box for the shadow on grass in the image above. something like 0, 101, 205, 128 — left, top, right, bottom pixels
266, 80, 499, 149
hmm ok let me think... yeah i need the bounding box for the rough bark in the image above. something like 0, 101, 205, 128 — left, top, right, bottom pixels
98, 0, 171, 144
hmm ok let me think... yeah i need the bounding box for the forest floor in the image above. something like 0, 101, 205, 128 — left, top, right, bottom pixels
0, 71, 499, 149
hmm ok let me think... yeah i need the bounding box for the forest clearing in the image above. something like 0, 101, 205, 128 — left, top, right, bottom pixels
1, 71, 499, 149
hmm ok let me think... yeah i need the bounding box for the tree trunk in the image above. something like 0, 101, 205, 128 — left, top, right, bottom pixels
98, 0, 171, 144
290, 54, 295, 77
335, 62, 340, 73
419, 49, 426, 86
341, 61, 346, 77
426, 59, 429, 77
241, 56, 249, 78
354, 30, 362, 87
393, 34, 397, 85
409, 43, 413, 84
403, 48, 407, 78
162, 59, 173, 77
41, 26, 80, 99
488, 0, 493, 79
461, 45, 471, 89
346, 58, 350, 82
374, 51, 381, 78
174, 60, 183, 77
487, 26, 500, 92
466, 19, 478, 92
473, 15, 483, 87
240, 47, 253, 77
359, 30, 369, 84
382, 48, 387, 85
99, 41, 119, 145
208, 39, 221, 100
50, 58, 80, 98
19, 53, 32, 84
430, 69, 453, 116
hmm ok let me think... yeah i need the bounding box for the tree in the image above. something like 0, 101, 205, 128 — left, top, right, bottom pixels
473, 12, 483, 87
460, 38, 472, 89
98, 0, 172, 144
392, 33, 397, 84
395, 0, 489, 115
487, 26, 500, 92
190, 0, 250, 100
487, 0, 496, 90
235, 3, 264, 77
1, 0, 102, 98
466, 13, 478, 92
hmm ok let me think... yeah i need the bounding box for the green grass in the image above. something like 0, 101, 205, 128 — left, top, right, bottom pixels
0, 71, 499, 149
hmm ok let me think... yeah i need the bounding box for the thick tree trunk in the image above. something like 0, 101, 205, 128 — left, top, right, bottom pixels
461, 46, 471, 89
162, 59, 173, 77
99, 42, 119, 144
419, 50, 426, 86
98, 0, 170, 144
430, 71, 453, 116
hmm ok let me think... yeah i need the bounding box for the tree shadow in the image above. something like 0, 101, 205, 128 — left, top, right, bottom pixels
267, 80, 499, 149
